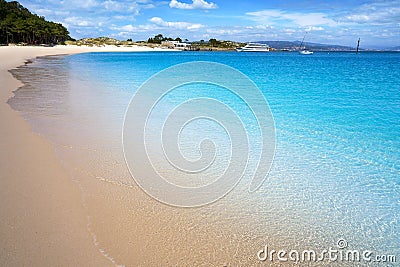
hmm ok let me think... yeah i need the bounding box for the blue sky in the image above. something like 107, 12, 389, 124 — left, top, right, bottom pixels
15, 0, 400, 48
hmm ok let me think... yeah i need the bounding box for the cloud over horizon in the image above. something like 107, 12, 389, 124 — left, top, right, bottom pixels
169, 0, 217, 10
246, 9, 337, 27
150, 17, 203, 29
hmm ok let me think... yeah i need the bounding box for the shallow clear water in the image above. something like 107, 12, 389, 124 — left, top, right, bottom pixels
9, 51, 400, 265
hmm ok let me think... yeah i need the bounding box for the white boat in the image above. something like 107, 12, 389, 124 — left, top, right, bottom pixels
298, 32, 313, 55
299, 50, 313, 55
236, 43, 270, 52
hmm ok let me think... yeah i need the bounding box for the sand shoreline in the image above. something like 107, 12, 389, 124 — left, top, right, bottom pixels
1, 45, 280, 266
0, 45, 175, 266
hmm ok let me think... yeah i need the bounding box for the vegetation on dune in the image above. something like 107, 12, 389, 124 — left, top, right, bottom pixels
143, 34, 244, 50
193, 38, 244, 50
68, 37, 124, 46
65, 37, 156, 47
0, 0, 70, 45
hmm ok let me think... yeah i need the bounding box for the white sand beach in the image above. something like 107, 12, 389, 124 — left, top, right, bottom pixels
0, 45, 260, 266
0, 45, 175, 266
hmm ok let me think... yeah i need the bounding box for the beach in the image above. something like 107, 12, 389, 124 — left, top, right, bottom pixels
0, 45, 175, 266
1, 0, 399, 264
1, 46, 399, 266
0, 46, 255, 266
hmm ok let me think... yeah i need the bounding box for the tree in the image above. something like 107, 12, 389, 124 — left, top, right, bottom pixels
174, 37, 182, 42
0, 0, 71, 44
154, 33, 164, 43
147, 34, 166, 44
209, 38, 219, 47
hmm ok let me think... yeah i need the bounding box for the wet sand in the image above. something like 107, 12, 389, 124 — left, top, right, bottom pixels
0, 49, 111, 265
0, 46, 255, 266
0, 45, 174, 266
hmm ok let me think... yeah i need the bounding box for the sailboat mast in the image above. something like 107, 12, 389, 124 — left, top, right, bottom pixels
356, 38, 360, 54
300, 32, 307, 49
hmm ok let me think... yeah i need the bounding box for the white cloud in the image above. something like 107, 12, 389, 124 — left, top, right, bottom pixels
33, 8, 69, 17
246, 9, 336, 27
338, 1, 400, 25
169, 0, 217, 10
112, 24, 155, 33
102, 0, 140, 14
284, 28, 296, 33
205, 28, 242, 35
120, 24, 135, 31
113, 22, 165, 39
60, 0, 100, 9
150, 17, 203, 29
305, 26, 324, 31
64, 16, 103, 27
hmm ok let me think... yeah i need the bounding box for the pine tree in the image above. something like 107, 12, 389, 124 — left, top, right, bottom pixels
0, 0, 71, 44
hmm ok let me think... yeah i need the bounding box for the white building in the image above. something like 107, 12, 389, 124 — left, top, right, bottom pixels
161, 41, 192, 50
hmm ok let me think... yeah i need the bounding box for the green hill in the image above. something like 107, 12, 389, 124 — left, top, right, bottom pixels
0, 0, 70, 45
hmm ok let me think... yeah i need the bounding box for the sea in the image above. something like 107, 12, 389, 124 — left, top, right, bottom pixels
9, 51, 400, 266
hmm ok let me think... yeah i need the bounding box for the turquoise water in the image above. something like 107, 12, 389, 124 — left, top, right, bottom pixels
10, 51, 400, 264
73, 51, 400, 197
73, 51, 400, 173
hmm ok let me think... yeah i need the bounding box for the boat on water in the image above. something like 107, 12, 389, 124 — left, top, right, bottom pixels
299, 50, 313, 55
236, 43, 270, 52
298, 32, 313, 55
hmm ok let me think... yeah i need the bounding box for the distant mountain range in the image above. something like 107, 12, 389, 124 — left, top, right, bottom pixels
256, 41, 400, 51
257, 41, 355, 51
